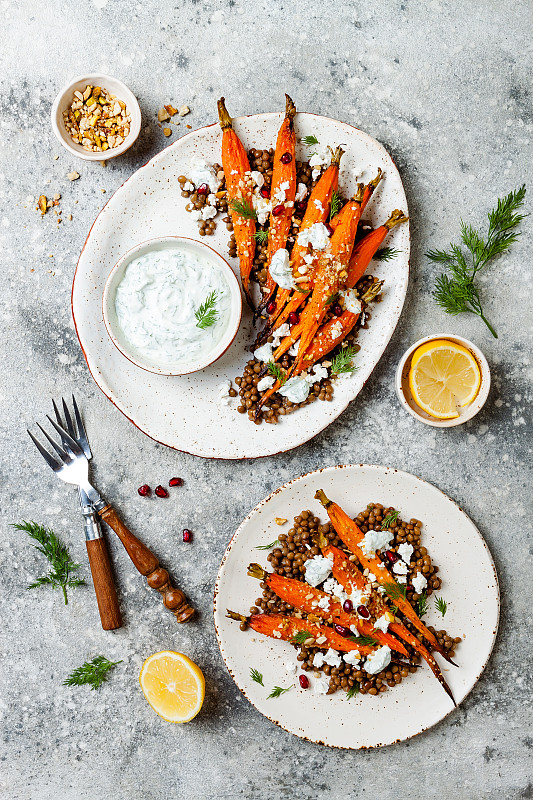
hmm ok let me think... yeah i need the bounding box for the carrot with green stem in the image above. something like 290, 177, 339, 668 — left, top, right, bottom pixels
346, 209, 408, 287
247, 563, 408, 655
314, 489, 458, 666
329, 168, 384, 231
218, 97, 256, 308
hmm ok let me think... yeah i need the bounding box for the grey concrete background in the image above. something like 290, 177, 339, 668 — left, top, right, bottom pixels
1, 1, 532, 798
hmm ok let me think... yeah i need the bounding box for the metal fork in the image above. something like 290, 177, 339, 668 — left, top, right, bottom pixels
28, 408, 195, 624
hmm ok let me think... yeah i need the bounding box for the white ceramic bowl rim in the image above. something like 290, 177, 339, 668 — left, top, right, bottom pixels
102, 236, 243, 376
50, 73, 141, 161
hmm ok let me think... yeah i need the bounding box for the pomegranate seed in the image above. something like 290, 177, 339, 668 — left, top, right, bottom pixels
272, 204, 284, 216
169, 477, 183, 487
332, 304, 343, 316
296, 201, 307, 213
266, 300, 276, 314
260, 187, 270, 199
183, 528, 192, 542
137, 484, 151, 497
334, 624, 350, 637
357, 605, 370, 619
154, 485, 169, 498
288, 312, 299, 326
280, 152, 292, 164
299, 674, 309, 689
325, 223, 334, 236
406, 585, 414, 593
196, 183, 209, 195
385, 550, 399, 564
343, 599, 353, 613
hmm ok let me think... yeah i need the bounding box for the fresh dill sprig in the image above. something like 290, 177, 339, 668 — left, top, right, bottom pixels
428, 185, 527, 338
374, 247, 401, 262
329, 191, 343, 220
229, 197, 257, 221
324, 292, 339, 306
267, 361, 287, 385
330, 346, 358, 376
253, 229, 269, 244
302, 134, 319, 148
250, 667, 264, 686
348, 634, 379, 647
268, 685, 292, 699
13, 521, 85, 605
290, 630, 313, 644
417, 591, 428, 618
255, 539, 280, 551
346, 683, 360, 699
381, 509, 400, 529
63, 656, 122, 690
434, 597, 448, 617
384, 581, 407, 601
195, 290, 219, 330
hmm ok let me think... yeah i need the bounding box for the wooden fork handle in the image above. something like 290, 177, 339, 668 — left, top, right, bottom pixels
86, 537, 123, 630
98, 505, 195, 623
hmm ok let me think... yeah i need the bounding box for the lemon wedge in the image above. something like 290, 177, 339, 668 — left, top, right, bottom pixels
139, 651, 205, 723
408, 339, 481, 419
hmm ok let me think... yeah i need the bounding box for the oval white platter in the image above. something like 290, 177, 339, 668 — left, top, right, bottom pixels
213, 465, 500, 748
72, 112, 410, 459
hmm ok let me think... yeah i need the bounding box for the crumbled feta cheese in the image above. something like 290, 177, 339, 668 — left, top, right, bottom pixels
285, 660, 297, 674
217, 381, 232, 405
392, 560, 408, 575
396, 575, 407, 584
309, 364, 328, 382
250, 170, 264, 188
189, 156, 218, 192
323, 648, 342, 668
183, 181, 194, 191
312, 651, 325, 669
274, 322, 290, 339
252, 192, 272, 225
313, 675, 330, 694
397, 543, 414, 562
304, 554, 333, 587
364, 646, 392, 675
314, 199, 324, 212
295, 183, 308, 202
322, 577, 346, 602
412, 572, 428, 594
257, 376, 275, 392
308, 144, 330, 179
297, 222, 331, 251
329, 320, 344, 340
359, 529, 394, 557
367, 572, 377, 583
288, 340, 300, 357
373, 614, 391, 633
343, 651, 361, 667
269, 248, 297, 290
341, 289, 362, 315
278, 376, 311, 403
317, 595, 330, 610
253, 342, 273, 362
190, 209, 202, 221
207, 193, 217, 206
201, 205, 217, 220
303, 252, 316, 265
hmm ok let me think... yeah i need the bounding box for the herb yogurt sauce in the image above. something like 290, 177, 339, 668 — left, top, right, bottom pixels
114, 247, 231, 367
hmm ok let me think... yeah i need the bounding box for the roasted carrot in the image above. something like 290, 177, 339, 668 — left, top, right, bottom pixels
247, 563, 408, 655
314, 489, 458, 666
226, 610, 374, 655
218, 97, 256, 308
346, 209, 408, 288
329, 168, 384, 231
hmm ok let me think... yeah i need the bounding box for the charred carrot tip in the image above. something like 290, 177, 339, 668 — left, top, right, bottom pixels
328, 145, 345, 166
353, 183, 365, 202
247, 563, 266, 580
315, 489, 332, 507
368, 167, 384, 190
385, 209, 409, 229
217, 97, 233, 130
318, 532, 328, 549
361, 279, 384, 304
285, 93, 297, 121
226, 609, 247, 622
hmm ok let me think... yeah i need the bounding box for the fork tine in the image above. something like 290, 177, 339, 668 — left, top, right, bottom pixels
36, 423, 72, 463
51, 399, 70, 450
71, 395, 91, 457
46, 416, 84, 455
62, 398, 76, 439
27, 430, 61, 471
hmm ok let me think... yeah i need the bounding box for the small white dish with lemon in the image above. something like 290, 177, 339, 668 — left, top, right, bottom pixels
396, 335, 490, 427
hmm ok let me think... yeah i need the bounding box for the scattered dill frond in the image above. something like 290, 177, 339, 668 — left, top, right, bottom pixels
381, 509, 400, 529
324, 292, 339, 306
329, 191, 343, 220
302, 134, 319, 148
346, 683, 360, 699
195, 290, 219, 329
348, 634, 379, 647
384, 581, 407, 601
255, 539, 280, 550
435, 597, 448, 617
250, 667, 264, 686
428, 185, 527, 338
253, 229, 269, 244
63, 656, 122, 690
13, 521, 85, 605
290, 630, 313, 644
267, 361, 287, 385
374, 247, 401, 262
267, 685, 291, 699
417, 591, 428, 618
330, 346, 358, 376
229, 197, 257, 221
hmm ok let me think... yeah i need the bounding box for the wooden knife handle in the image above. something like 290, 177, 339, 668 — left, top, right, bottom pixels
98, 505, 194, 623
86, 537, 123, 630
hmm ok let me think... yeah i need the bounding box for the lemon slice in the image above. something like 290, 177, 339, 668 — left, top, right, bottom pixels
139, 651, 205, 723
408, 339, 481, 419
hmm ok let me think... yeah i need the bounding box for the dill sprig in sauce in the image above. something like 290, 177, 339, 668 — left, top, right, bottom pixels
195, 290, 219, 330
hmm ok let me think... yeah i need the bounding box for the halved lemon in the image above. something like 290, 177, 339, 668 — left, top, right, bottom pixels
139, 651, 205, 723
408, 339, 481, 419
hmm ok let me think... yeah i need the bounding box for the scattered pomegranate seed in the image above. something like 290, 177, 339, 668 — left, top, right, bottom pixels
288, 312, 299, 326
343, 599, 353, 613
280, 152, 292, 164
260, 187, 270, 198
154, 485, 169, 498
357, 605, 370, 619
296, 200, 307, 213
385, 550, 399, 564
183, 529, 192, 542
137, 484, 151, 497
266, 300, 276, 314
406, 585, 414, 593
325, 223, 334, 236
169, 477, 183, 487
196, 183, 209, 195
332, 303, 343, 316
334, 624, 351, 637
272, 204, 284, 216
299, 674, 309, 689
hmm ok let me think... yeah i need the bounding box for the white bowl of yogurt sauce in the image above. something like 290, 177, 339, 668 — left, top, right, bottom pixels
103, 237, 242, 376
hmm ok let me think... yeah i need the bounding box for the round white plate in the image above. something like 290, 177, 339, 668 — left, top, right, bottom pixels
72, 113, 410, 459
213, 465, 499, 748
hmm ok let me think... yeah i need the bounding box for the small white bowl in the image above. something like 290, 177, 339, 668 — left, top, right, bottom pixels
395, 334, 491, 427
51, 73, 141, 161
103, 236, 243, 376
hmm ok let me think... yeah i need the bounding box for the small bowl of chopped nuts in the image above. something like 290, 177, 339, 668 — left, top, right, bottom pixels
51, 74, 141, 161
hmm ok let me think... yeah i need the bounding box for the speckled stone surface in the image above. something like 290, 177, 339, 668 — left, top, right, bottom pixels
1, 1, 532, 798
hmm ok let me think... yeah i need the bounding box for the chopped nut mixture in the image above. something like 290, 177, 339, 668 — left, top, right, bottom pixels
63, 85, 131, 152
